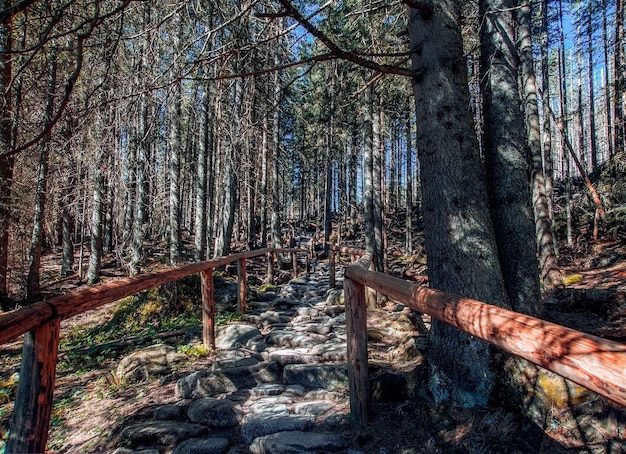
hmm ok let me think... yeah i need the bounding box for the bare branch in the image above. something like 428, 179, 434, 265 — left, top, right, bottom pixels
274, 0, 419, 78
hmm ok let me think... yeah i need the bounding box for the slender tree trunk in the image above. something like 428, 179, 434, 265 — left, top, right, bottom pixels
195, 86, 209, 260
518, 0, 560, 289
586, 10, 598, 175
602, 0, 614, 160
615, 0, 625, 154
364, 89, 375, 262
409, 0, 510, 408
271, 60, 282, 259
540, 0, 555, 231
26, 47, 57, 299
169, 80, 182, 265
87, 129, 105, 285
323, 65, 335, 255
60, 133, 75, 278
372, 91, 385, 271
0, 3, 13, 305
260, 126, 268, 249
405, 96, 413, 255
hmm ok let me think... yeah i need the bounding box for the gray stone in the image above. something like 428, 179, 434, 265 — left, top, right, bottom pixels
241, 414, 313, 444
154, 404, 184, 420
249, 383, 285, 397
325, 289, 344, 306
284, 384, 306, 396
248, 401, 289, 415
323, 305, 345, 316
271, 298, 299, 309
116, 344, 187, 382
122, 421, 206, 446
292, 401, 334, 416
176, 362, 281, 399
283, 364, 348, 390
304, 389, 342, 401
295, 307, 319, 317
173, 437, 230, 454
112, 449, 160, 454
216, 324, 261, 349
268, 349, 318, 366
249, 431, 346, 454
187, 398, 239, 428
319, 344, 347, 362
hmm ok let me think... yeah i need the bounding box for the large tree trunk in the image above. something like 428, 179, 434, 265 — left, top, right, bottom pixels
408, 0, 510, 408
517, 0, 560, 289
87, 139, 105, 285
480, 0, 541, 316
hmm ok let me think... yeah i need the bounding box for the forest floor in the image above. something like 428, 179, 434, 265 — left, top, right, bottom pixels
1, 238, 626, 453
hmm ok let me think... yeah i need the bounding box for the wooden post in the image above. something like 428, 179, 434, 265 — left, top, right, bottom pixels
266, 251, 274, 284
292, 252, 298, 277
7, 319, 61, 454
200, 269, 216, 349
344, 276, 369, 431
238, 258, 247, 314
329, 249, 336, 288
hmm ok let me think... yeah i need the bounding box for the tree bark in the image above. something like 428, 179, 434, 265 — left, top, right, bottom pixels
0, 3, 12, 305
408, 0, 510, 408
26, 47, 57, 299
480, 0, 541, 316
517, 0, 560, 289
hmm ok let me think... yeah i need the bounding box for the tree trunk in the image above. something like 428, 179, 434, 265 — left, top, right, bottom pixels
405, 96, 413, 255
87, 139, 104, 285
0, 3, 13, 305
480, 0, 541, 316
614, 0, 625, 154
408, 0, 510, 408
26, 47, 57, 300
518, 0, 560, 289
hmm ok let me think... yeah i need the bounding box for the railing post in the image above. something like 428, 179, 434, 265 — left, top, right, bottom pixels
344, 275, 370, 431
292, 251, 298, 277
238, 258, 247, 314
7, 318, 61, 454
200, 269, 216, 349
329, 248, 336, 288
266, 251, 274, 284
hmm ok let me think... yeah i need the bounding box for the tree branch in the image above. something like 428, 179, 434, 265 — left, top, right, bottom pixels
274, 0, 419, 78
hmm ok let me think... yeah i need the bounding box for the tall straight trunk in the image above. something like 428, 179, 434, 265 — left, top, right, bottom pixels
348, 126, 358, 222
372, 92, 385, 271
260, 126, 268, 248
518, 0, 560, 289
480, 0, 541, 316
586, 11, 598, 174
409, 0, 510, 408
614, 0, 625, 154
364, 90, 375, 261
323, 66, 335, 255
195, 86, 209, 260
87, 142, 105, 285
130, 3, 150, 274
602, 0, 614, 160
405, 96, 413, 255
271, 59, 282, 257
60, 152, 75, 278
169, 80, 182, 265
0, 3, 13, 304
540, 0, 555, 227
214, 77, 242, 258
26, 48, 57, 300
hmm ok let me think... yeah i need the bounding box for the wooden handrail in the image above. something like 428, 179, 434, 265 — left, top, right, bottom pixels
1, 246, 309, 453
343, 252, 626, 429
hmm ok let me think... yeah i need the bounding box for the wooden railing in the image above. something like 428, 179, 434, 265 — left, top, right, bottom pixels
338, 247, 626, 430
0, 247, 309, 453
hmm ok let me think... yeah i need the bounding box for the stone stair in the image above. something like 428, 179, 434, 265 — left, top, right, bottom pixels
113, 262, 424, 454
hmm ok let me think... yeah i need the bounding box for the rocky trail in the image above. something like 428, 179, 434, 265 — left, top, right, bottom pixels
101, 261, 425, 454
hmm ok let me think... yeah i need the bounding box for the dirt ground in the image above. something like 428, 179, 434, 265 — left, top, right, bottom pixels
1, 241, 626, 453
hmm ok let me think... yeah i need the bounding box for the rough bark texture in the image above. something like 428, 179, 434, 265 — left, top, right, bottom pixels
0, 3, 12, 304
480, 0, 541, 316
87, 144, 104, 285
518, 0, 560, 289
408, 0, 509, 408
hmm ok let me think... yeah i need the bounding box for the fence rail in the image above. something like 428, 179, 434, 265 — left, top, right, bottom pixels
340, 247, 626, 430
0, 247, 309, 453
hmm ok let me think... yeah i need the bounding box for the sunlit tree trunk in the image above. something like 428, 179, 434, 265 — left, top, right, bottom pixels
409, 0, 510, 408
518, 0, 560, 289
